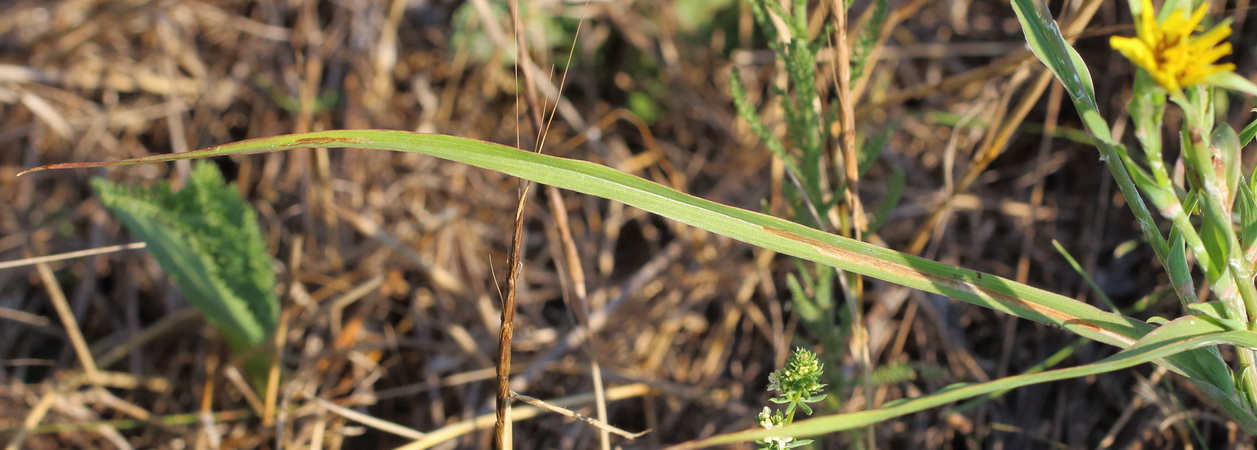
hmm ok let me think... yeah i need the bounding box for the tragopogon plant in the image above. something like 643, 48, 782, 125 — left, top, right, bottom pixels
1013, 0, 1257, 430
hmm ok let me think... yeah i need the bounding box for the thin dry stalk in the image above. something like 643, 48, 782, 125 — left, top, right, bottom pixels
546, 180, 612, 449
5, 387, 59, 450
494, 190, 528, 449
0, 242, 146, 270
491, 0, 552, 442
302, 391, 427, 440
494, 0, 599, 447
35, 261, 99, 382
510, 391, 647, 440
263, 309, 290, 427
198, 348, 221, 448
829, 0, 864, 235
400, 383, 652, 450
827, 4, 875, 448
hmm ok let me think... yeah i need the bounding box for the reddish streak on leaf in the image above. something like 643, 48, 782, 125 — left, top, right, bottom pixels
292, 136, 367, 146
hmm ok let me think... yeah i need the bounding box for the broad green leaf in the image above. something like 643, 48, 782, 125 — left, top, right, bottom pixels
91, 162, 277, 387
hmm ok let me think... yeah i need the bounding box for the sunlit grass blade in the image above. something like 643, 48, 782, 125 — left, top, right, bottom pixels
19, 129, 1255, 433
18, 130, 1145, 345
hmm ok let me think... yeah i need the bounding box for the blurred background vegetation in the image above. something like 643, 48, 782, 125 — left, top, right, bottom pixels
1, 0, 1255, 447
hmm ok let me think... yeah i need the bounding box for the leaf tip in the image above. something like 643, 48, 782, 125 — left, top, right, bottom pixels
17, 161, 118, 177
16, 164, 56, 177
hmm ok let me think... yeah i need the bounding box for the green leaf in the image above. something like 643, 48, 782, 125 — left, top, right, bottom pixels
1167, 230, 1199, 304
20, 130, 1152, 349
675, 316, 1257, 447
628, 91, 662, 125
91, 162, 277, 386
856, 126, 889, 178
1198, 208, 1231, 277
1206, 72, 1257, 98
1010, 0, 1095, 112
1051, 240, 1118, 313
1187, 302, 1246, 330
867, 362, 916, 386
730, 68, 795, 174
21, 129, 1256, 432
1213, 123, 1242, 209
1240, 109, 1257, 147
785, 273, 819, 323
1239, 182, 1257, 257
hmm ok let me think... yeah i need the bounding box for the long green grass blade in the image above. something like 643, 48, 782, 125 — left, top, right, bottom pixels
19, 130, 1146, 346
672, 316, 1257, 448
19, 129, 1256, 433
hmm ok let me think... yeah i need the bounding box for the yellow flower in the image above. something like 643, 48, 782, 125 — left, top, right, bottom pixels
1109, 0, 1235, 92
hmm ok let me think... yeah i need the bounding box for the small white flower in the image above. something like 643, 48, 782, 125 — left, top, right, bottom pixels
767, 372, 782, 392
756, 407, 794, 450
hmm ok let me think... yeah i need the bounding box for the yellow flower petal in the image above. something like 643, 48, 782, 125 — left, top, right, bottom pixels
1192, 25, 1232, 52
1185, 3, 1210, 32
1110, 36, 1158, 73
1196, 43, 1232, 66
1133, 0, 1156, 39
1109, 0, 1234, 92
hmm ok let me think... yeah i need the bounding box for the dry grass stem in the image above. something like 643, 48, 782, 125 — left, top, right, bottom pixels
0, 242, 146, 270
301, 391, 427, 440
509, 390, 648, 440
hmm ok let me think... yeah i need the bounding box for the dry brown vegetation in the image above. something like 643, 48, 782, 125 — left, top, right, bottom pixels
2, 0, 1256, 448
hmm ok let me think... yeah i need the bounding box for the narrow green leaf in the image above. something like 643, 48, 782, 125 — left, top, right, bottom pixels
1050, 240, 1118, 313
20, 129, 1255, 432
1187, 302, 1246, 331
1206, 72, 1257, 98
19, 130, 1151, 348
1167, 230, 1199, 305
1213, 123, 1242, 209
674, 317, 1257, 447
1240, 109, 1257, 147
1239, 183, 1257, 257
1010, 0, 1095, 111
